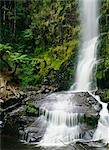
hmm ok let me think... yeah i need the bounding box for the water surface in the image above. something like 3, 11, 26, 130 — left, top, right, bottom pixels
1, 135, 108, 150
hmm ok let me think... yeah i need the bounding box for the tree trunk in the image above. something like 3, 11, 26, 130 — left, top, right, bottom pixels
12, 63, 18, 76
13, 0, 16, 37
0, 1, 2, 42
1, 57, 12, 71
3, 1, 6, 25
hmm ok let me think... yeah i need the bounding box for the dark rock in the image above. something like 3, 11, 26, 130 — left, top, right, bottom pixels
20, 118, 47, 143
76, 139, 106, 148
107, 103, 109, 111
82, 129, 95, 140
96, 89, 109, 102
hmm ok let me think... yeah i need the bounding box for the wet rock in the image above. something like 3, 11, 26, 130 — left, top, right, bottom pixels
96, 89, 109, 102
83, 129, 95, 140
107, 103, 109, 111
36, 85, 58, 94
17, 116, 36, 127
20, 118, 47, 143
0, 121, 4, 129
76, 139, 106, 148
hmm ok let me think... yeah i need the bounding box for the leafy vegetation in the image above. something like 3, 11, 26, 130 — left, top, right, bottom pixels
0, 0, 109, 90
0, 0, 79, 89
25, 101, 39, 116
97, 0, 109, 89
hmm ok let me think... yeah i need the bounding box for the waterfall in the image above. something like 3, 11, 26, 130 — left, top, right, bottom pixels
71, 0, 98, 91
39, 93, 84, 146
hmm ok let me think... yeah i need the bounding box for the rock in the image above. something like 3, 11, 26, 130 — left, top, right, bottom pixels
20, 118, 47, 143
0, 121, 4, 128
0, 99, 4, 103
26, 86, 40, 91
76, 139, 106, 148
83, 129, 95, 140
96, 89, 109, 102
107, 103, 109, 111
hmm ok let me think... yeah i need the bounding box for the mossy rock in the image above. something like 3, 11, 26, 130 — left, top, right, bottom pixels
84, 115, 99, 128
25, 102, 39, 116
102, 90, 109, 102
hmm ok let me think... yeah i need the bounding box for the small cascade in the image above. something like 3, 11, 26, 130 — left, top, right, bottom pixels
40, 112, 83, 146
88, 92, 109, 144
93, 103, 109, 144
39, 93, 84, 146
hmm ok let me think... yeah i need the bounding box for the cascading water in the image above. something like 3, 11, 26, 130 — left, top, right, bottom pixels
39, 93, 84, 146
88, 92, 109, 144
39, 0, 101, 147
71, 0, 98, 91
74, 0, 109, 145
93, 102, 109, 144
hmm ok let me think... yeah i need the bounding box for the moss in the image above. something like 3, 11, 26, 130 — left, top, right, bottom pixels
25, 102, 39, 116
84, 115, 99, 128
103, 90, 109, 102
33, 39, 79, 89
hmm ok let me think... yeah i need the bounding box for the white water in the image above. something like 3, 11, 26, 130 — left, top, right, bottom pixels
88, 92, 109, 144
39, 93, 84, 146
93, 102, 109, 144
71, 0, 98, 91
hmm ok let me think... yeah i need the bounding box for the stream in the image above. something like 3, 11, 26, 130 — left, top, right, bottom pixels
1, 135, 108, 150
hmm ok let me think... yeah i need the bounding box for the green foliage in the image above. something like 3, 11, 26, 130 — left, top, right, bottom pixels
1, 0, 108, 89
0, 43, 13, 71
25, 101, 38, 116
19, 62, 41, 87
30, 0, 79, 49
1, 0, 79, 89
105, 90, 109, 99
84, 115, 99, 128
103, 90, 109, 102
0, 43, 12, 53
97, 1, 109, 88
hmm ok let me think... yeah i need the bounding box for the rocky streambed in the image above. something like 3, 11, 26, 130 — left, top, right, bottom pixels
0, 86, 109, 149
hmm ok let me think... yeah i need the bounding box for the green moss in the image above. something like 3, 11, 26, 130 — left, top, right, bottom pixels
25, 102, 39, 116
103, 90, 109, 102
84, 115, 99, 128
34, 39, 78, 85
